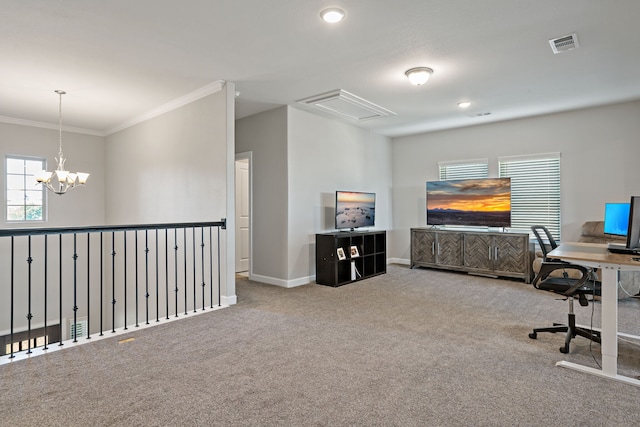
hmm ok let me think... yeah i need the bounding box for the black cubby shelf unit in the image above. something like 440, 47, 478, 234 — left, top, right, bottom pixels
315, 230, 386, 287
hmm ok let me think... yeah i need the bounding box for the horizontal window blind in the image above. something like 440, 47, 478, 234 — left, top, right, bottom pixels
438, 159, 488, 180
499, 153, 561, 239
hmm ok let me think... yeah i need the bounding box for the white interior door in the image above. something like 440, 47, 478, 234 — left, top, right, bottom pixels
235, 158, 250, 272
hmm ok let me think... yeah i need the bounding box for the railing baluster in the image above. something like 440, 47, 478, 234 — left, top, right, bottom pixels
44, 235, 49, 349
155, 229, 159, 322
183, 228, 187, 315
135, 231, 139, 327
87, 233, 91, 340
192, 227, 196, 313
72, 234, 78, 343
174, 228, 179, 318
165, 229, 169, 320
59, 234, 63, 346
209, 227, 214, 309
26, 235, 33, 353
217, 226, 222, 307
100, 232, 104, 336
123, 231, 128, 330
201, 227, 206, 311
145, 230, 150, 325
111, 232, 116, 333
9, 236, 15, 358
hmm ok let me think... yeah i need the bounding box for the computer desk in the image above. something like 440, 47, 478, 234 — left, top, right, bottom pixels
547, 242, 640, 386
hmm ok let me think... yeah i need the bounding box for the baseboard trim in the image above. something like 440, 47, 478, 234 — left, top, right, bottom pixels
221, 295, 237, 305
249, 273, 314, 288
389, 258, 410, 266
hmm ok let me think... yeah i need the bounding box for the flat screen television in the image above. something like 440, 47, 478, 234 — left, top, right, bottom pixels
335, 191, 375, 230
603, 202, 630, 236
426, 178, 511, 227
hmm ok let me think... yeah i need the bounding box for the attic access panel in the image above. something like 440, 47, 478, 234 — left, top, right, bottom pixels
297, 89, 396, 121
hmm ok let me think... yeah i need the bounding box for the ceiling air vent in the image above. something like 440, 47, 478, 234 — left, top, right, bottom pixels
549, 33, 579, 54
297, 89, 396, 122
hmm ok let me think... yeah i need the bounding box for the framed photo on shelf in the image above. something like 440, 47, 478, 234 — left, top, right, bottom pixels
350, 245, 360, 257
337, 247, 346, 260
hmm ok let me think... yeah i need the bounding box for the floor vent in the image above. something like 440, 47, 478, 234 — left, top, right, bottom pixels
69, 319, 88, 340
549, 33, 579, 54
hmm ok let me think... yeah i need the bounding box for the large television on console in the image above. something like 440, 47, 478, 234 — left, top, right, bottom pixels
426, 178, 511, 227
335, 191, 375, 230
603, 202, 630, 236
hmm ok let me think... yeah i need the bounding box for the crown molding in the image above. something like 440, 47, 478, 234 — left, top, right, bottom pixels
0, 115, 104, 136
104, 80, 226, 135
0, 80, 226, 137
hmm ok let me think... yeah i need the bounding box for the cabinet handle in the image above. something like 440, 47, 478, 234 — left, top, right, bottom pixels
437, 243, 441, 255
494, 247, 499, 260
488, 246, 492, 260
431, 242, 435, 255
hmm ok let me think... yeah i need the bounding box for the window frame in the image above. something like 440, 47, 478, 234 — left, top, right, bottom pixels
5, 154, 47, 223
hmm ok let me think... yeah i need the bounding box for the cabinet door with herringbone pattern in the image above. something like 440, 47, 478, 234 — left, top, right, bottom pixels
463, 234, 492, 270
411, 230, 436, 264
436, 233, 462, 267
493, 235, 527, 275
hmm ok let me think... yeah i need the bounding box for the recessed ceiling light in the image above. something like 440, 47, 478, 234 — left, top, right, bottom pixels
405, 67, 433, 86
457, 101, 471, 108
321, 8, 345, 23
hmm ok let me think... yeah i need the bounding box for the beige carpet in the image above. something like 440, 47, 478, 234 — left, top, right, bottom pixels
1, 264, 640, 426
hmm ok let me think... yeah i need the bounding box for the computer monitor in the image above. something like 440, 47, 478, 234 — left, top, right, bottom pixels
625, 196, 640, 251
603, 202, 630, 236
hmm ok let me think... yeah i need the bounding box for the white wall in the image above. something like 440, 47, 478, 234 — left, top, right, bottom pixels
287, 107, 392, 284
390, 100, 640, 262
105, 94, 228, 224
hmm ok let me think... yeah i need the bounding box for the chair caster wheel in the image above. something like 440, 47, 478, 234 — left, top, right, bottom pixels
529, 332, 537, 339
559, 346, 569, 354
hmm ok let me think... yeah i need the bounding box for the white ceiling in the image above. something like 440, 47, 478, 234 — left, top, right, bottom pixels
2, 0, 640, 138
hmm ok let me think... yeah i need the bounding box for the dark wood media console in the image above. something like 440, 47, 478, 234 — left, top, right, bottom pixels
316, 230, 386, 287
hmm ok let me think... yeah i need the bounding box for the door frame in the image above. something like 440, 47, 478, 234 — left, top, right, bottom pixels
235, 151, 253, 276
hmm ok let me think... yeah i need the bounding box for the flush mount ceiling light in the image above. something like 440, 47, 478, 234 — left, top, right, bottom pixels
320, 8, 345, 23
405, 67, 433, 86
457, 101, 471, 108
35, 90, 90, 195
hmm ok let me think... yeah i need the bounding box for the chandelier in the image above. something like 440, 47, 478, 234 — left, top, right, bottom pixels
35, 90, 89, 195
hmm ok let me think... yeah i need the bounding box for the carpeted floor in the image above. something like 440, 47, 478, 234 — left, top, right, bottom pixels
1, 264, 640, 426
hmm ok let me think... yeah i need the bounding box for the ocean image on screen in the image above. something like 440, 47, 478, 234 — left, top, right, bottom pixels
336, 192, 375, 229
426, 178, 511, 227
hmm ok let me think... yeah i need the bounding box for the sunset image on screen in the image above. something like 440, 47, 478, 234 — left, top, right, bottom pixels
336, 191, 375, 229
426, 178, 511, 227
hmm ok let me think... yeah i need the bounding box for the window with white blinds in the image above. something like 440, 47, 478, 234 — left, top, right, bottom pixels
498, 153, 561, 239
438, 159, 488, 180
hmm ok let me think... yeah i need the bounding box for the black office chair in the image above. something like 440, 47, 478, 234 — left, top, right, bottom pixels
529, 226, 601, 353
531, 225, 564, 264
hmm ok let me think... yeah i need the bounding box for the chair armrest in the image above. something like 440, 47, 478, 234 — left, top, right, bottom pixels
532, 262, 590, 289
